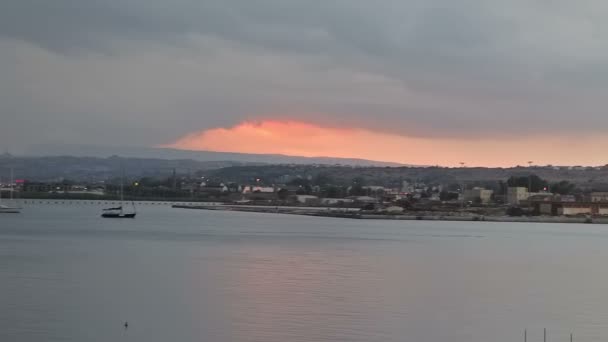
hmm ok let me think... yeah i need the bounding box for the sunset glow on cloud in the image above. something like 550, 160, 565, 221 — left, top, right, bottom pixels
164, 120, 608, 167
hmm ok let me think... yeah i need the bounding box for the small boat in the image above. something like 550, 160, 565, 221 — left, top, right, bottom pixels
0, 168, 21, 214
0, 204, 21, 214
101, 166, 136, 218
101, 206, 136, 218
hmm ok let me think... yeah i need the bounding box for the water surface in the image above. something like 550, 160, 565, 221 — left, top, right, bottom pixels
2, 203, 608, 342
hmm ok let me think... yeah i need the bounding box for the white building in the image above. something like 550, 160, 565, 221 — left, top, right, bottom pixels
351, 196, 378, 203
464, 187, 494, 204
591, 192, 608, 202
401, 181, 412, 193
295, 195, 319, 204
242, 186, 274, 194
507, 187, 529, 205
384, 206, 404, 213
320, 198, 355, 205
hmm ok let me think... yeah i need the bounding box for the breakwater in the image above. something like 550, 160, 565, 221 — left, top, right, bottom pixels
172, 204, 608, 224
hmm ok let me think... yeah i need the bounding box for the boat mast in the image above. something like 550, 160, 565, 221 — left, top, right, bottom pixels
9, 167, 13, 201
120, 165, 124, 214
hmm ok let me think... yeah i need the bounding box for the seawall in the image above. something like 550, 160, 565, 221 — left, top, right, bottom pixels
172, 204, 608, 224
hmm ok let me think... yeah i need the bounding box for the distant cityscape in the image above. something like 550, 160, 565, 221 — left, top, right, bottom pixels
4, 154, 608, 219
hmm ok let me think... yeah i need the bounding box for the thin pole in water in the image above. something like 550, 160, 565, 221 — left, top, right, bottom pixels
524, 329, 527, 342
544, 328, 546, 342
570, 333, 573, 342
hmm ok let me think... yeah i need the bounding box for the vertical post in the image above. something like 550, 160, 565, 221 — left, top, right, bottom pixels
570, 333, 573, 342
461, 181, 465, 209
524, 329, 527, 342
460, 162, 465, 209
120, 163, 125, 215
9, 167, 13, 200
528, 161, 533, 193
543, 328, 546, 342
172, 168, 177, 190
120, 165, 124, 203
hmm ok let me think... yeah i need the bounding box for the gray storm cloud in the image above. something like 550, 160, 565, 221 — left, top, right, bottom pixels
2, 0, 608, 152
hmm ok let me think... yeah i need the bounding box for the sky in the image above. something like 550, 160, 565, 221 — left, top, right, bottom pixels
2, 0, 608, 167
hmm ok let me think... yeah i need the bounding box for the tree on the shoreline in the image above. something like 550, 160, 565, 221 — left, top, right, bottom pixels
506, 174, 548, 192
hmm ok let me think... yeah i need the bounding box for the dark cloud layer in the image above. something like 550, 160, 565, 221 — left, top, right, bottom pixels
2, 0, 608, 152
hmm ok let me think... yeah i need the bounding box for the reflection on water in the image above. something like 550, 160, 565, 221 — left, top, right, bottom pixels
223, 248, 389, 342
2, 203, 608, 341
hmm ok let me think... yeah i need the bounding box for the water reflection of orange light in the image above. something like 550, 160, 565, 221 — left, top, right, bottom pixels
220, 247, 392, 341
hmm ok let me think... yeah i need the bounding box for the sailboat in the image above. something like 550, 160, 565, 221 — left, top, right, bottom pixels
101, 168, 136, 218
0, 168, 22, 214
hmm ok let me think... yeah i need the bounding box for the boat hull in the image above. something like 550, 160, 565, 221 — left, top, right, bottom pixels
0, 209, 20, 214
0, 205, 21, 213
101, 213, 136, 218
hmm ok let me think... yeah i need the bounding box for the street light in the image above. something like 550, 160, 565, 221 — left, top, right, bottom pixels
527, 161, 533, 192
459, 162, 466, 208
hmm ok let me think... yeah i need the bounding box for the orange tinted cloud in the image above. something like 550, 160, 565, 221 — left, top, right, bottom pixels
163, 120, 608, 167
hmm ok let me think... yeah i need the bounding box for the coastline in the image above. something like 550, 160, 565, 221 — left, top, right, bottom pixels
172, 204, 608, 224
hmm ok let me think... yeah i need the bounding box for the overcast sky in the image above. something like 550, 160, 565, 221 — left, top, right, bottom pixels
2, 1, 608, 165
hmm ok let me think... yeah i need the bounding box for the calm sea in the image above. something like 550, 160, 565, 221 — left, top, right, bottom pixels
2, 202, 608, 342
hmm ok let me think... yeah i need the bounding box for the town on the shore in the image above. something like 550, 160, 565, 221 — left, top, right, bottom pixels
6, 157, 608, 220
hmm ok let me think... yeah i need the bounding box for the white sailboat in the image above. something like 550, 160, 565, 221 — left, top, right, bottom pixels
101, 167, 136, 218
0, 168, 21, 214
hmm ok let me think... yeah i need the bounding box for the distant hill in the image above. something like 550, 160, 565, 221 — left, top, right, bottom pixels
24, 144, 407, 167
0, 154, 251, 182
206, 164, 608, 191
3, 152, 608, 191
